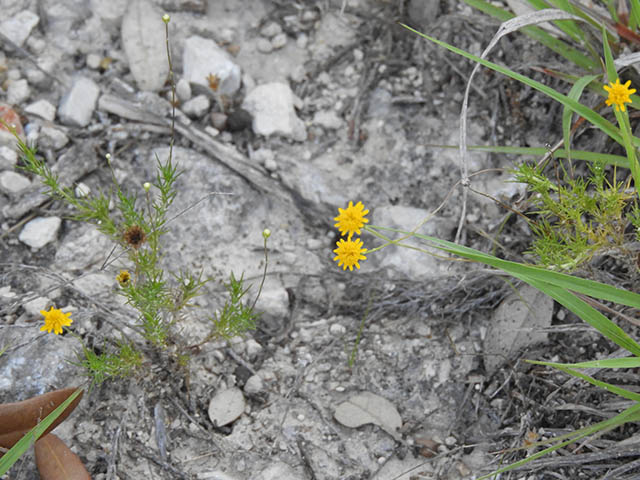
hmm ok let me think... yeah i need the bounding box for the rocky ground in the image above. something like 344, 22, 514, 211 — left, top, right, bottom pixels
2, 0, 639, 479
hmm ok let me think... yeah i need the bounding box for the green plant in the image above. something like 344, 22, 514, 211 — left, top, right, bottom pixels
9, 13, 267, 385
330, 8, 640, 477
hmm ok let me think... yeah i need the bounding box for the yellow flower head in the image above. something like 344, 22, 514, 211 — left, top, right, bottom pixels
116, 270, 131, 286
333, 236, 367, 271
40, 307, 73, 335
334, 201, 369, 237
604, 78, 636, 112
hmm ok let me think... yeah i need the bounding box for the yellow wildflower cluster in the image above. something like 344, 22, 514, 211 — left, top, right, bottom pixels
604, 78, 635, 112
333, 201, 369, 271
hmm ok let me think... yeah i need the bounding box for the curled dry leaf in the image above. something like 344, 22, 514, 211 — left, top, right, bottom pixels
35, 433, 91, 480
0, 387, 83, 452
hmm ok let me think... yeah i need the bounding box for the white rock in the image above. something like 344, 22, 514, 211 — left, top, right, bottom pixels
58, 77, 100, 127
264, 156, 277, 172
183, 36, 241, 96
176, 78, 192, 102
242, 82, 306, 141
86, 53, 102, 70
0, 145, 18, 168
19, 216, 61, 249
256, 38, 273, 54
75, 182, 90, 197
39, 126, 69, 150
251, 148, 275, 166
181, 94, 210, 118
256, 462, 300, 480
244, 374, 264, 395
313, 110, 343, 130
0, 171, 30, 193
24, 99, 56, 121
245, 339, 263, 360
0, 10, 39, 48
72, 273, 113, 298
23, 296, 50, 317
208, 388, 245, 427
260, 22, 282, 38
7, 79, 30, 105
121, 0, 168, 92
329, 323, 346, 335
271, 33, 287, 50
255, 285, 289, 319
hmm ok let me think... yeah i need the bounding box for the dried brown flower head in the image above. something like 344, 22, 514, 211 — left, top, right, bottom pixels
207, 73, 220, 91
123, 225, 146, 249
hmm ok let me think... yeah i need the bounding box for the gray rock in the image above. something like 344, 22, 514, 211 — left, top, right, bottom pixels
24, 99, 56, 121
7, 79, 30, 105
71, 273, 114, 298
208, 387, 245, 427
370, 205, 455, 278
242, 82, 306, 141
86, 53, 102, 70
256, 462, 300, 480
408, 0, 440, 28
271, 33, 287, 50
245, 339, 263, 359
0, 171, 30, 193
244, 374, 264, 395
0, 10, 39, 48
260, 21, 282, 38
0, 145, 18, 168
183, 35, 241, 96
58, 77, 100, 127
23, 296, 50, 317
255, 285, 289, 320
256, 38, 273, 54
39, 126, 69, 150
176, 78, 192, 102
121, 0, 168, 92
19, 216, 62, 249
313, 109, 342, 129
181, 94, 210, 118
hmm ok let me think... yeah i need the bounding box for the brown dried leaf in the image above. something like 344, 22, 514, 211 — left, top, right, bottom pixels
0, 388, 83, 451
35, 433, 91, 480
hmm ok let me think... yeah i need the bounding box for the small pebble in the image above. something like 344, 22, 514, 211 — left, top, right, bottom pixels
181, 94, 210, 118
75, 183, 90, 198
0, 171, 30, 193
260, 22, 282, 38
256, 38, 273, 54
86, 53, 102, 70
210, 112, 227, 130
329, 323, 346, 335
7, 79, 30, 105
176, 78, 192, 102
271, 33, 287, 50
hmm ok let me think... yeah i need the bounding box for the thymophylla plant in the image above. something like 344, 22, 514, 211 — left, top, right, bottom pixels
11, 13, 267, 385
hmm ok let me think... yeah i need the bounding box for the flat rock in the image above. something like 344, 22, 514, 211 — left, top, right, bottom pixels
183, 35, 241, 96
484, 284, 553, 374
58, 77, 100, 127
7, 79, 30, 105
0, 10, 39, 48
24, 99, 57, 121
242, 82, 306, 141
19, 216, 62, 249
208, 387, 245, 427
39, 126, 69, 150
121, 0, 168, 92
0, 171, 30, 193
181, 94, 210, 118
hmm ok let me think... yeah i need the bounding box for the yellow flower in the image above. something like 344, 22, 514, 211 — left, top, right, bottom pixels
40, 307, 73, 335
116, 270, 131, 286
604, 78, 636, 112
334, 201, 369, 237
333, 236, 367, 271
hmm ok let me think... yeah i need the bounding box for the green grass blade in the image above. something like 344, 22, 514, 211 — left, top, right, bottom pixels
631, 0, 640, 30
400, 23, 623, 147
532, 363, 640, 401
431, 144, 628, 167
527, 0, 584, 41
563, 75, 599, 161
380, 228, 640, 308
529, 356, 640, 369
0, 388, 83, 475
520, 276, 640, 356
461, 0, 599, 71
